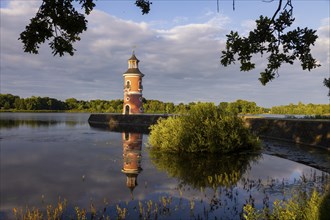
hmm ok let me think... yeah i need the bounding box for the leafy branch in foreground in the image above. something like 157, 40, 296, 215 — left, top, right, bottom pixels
19, 0, 95, 56
19, 0, 152, 56
220, 0, 321, 86
324, 78, 330, 96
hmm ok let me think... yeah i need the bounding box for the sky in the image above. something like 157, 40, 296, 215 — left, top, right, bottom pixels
1, 0, 329, 108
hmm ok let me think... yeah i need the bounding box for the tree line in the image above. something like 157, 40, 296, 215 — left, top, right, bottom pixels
270, 102, 329, 115
0, 93, 328, 115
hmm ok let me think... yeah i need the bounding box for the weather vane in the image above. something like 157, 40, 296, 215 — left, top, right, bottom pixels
132, 45, 137, 54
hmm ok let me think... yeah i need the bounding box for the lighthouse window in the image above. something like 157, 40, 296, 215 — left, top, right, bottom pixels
129, 61, 137, 68
138, 81, 143, 89
139, 97, 142, 102
126, 80, 131, 89
126, 97, 130, 101
139, 107, 143, 112
125, 105, 130, 114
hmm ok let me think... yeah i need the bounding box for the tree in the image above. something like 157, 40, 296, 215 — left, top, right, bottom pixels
19, 0, 329, 92
0, 94, 19, 109
324, 78, 330, 97
220, 0, 323, 87
19, 0, 151, 56
65, 98, 79, 109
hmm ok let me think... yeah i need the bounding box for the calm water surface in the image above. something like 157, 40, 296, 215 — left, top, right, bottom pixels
0, 113, 328, 219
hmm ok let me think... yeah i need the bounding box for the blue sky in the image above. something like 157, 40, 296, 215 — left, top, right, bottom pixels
98, 1, 329, 29
1, 0, 329, 107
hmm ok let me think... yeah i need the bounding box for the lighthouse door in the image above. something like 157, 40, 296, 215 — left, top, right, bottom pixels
125, 105, 130, 115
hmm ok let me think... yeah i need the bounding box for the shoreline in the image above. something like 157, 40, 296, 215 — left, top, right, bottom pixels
88, 113, 330, 173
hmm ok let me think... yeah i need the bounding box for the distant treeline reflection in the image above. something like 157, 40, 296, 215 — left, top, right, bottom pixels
0, 119, 81, 129
1, 93, 329, 115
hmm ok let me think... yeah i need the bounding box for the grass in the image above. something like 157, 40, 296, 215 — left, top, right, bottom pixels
243, 182, 330, 220
319, 183, 330, 220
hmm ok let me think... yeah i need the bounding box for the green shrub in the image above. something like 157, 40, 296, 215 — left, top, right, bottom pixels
148, 102, 260, 153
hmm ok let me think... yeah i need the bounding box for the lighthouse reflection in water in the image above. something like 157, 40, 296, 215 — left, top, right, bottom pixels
121, 132, 143, 199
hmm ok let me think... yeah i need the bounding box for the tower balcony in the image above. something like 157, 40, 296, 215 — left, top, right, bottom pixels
125, 91, 142, 95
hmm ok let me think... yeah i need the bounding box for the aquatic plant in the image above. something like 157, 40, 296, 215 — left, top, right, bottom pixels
148, 102, 260, 153
13, 198, 67, 220
243, 182, 330, 220
11, 174, 329, 220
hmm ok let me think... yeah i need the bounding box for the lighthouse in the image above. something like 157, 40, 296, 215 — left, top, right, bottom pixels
123, 51, 144, 114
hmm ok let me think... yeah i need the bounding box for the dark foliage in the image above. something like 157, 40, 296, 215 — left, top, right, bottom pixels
324, 78, 330, 96
19, 0, 95, 56
135, 0, 152, 14
19, 0, 151, 56
220, 0, 320, 86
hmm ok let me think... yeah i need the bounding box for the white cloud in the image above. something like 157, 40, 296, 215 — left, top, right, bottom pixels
1, 0, 39, 16
240, 19, 256, 36
314, 17, 330, 65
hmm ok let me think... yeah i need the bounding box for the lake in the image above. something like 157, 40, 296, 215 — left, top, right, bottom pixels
0, 113, 328, 219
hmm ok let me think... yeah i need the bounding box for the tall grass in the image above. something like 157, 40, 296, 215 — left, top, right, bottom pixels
243, 183, 330, 220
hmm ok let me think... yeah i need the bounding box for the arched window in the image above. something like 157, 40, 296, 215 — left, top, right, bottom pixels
125, 105, 130, 114
126, 80, 131, 89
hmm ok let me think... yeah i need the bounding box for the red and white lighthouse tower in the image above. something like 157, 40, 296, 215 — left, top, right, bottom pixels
123, 51, 144, 114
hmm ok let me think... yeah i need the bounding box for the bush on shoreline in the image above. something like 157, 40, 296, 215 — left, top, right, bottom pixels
148, 102, 260, 153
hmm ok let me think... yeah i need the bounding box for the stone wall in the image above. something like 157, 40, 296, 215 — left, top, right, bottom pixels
88, 114, 170, 133
244, 117, 330, 150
